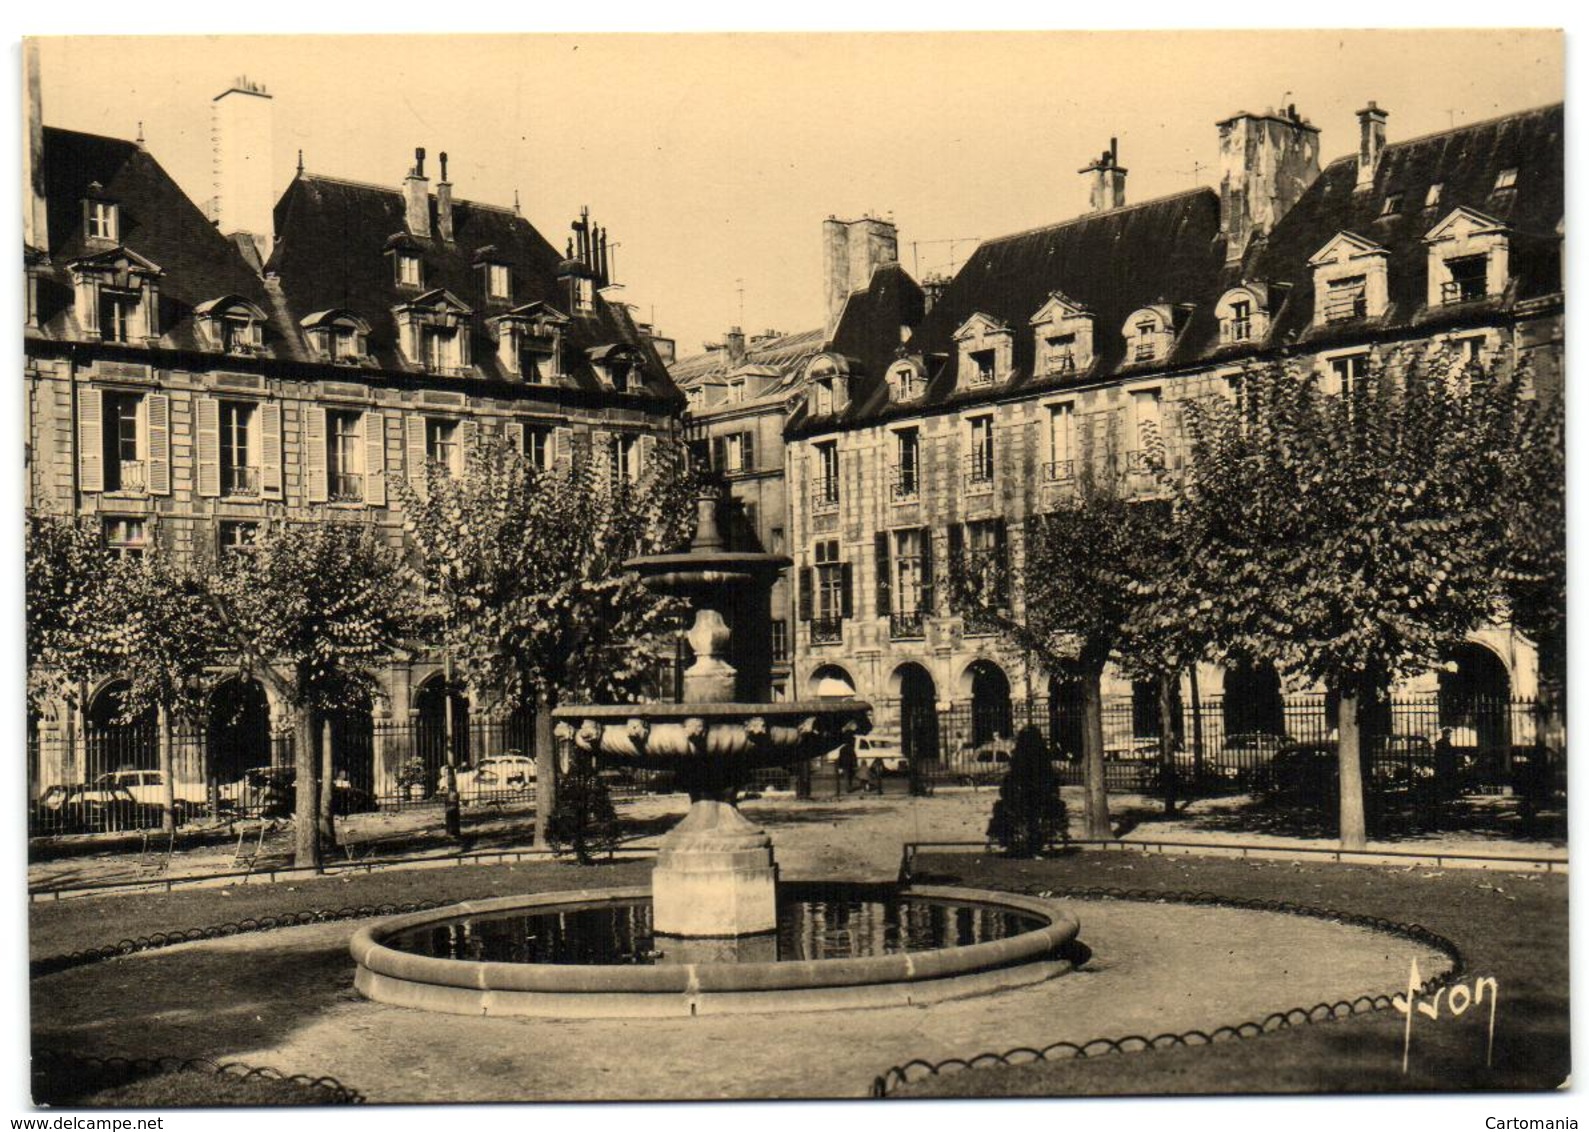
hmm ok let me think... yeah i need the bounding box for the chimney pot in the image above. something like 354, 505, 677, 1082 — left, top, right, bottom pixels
1080, 140, 1128, 212
404, 147, 432, 238
1218, 106, 1320, 265
439, 151, 448, 181
1356, 102, 1389, 191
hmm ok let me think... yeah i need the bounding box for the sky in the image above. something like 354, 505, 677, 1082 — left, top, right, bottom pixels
30, 31, 1563, 360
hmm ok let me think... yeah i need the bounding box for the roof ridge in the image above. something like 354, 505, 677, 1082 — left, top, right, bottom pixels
43, 123, 137, 149
1320, 101, 1564, 171
980, 186, 1217, 248
299, 171, 520, 217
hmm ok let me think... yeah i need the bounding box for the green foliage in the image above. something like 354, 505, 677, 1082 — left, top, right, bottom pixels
986, 726, 1068, 856
25, 513, 113, 708
396, 430, 698, 712
545, 750, 620, 864
1493, 388, 1565, 689
209, 521, 408, 714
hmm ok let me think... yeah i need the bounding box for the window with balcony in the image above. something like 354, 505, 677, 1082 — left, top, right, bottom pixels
953, 313, 1013, 391
1423, 207, 1509, 311
1324, 275, 1368, 323
811, 538, 847, 643
1045, 402, 1075, 481
1044, 334, 1077, 375
813, 442, 840, 510
102, 391, 146, 493
892, 428, 920, 500
1029, 293, 1095, 378
890, 528, 927, 639
425, 418, 460, 478
1442, 255, 1490, 304
967, 415, 994, 488
103, 516, 146, 560
969, 349, 996, 386
219, 400, 259, 497
329, 411, 365, 500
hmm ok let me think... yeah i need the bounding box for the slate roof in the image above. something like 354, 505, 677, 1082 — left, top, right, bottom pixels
797, 101, 1563, 436
670, 326, 827, 389
267, 173, 681, 403
29, 127, 274, 353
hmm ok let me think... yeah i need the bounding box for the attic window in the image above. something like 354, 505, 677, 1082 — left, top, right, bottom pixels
1442, 255, 1490, 304
1324, 276, 1368, 323
1425, 183, 1444, 209
969, 349, 996, 386
396, 252, 423, 287
1133, 322, 1158, 361
301, 310, 371, 364
86, 199, 119, 241
1044, 334, 1077, 375
1493, 168, 1518, 191
728, 380, 745, 403
196, 296, 268, 355
484, 263, 512, 301
1379, 193, 1402, 217
887, 360, 923, 400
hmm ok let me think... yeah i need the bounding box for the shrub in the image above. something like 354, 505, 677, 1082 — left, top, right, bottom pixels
986, 726, 1069, 856
546, 750, 621, 864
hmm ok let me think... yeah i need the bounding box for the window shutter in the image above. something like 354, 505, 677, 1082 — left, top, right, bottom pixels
145, 394, 170, 495
919, 527, 935, 614
712, 436, 727, 472
196, 396, 221, 498
460, 419, 479, 466
406, 414, 428, 486
742, 430, 756, 473
78, 387, 103, 492
364, 411, 387, 507
947, 523, 965, 593
874, 531, 891, 617
840, 561, 854, 619
639, 434, 656, 479
993, 518, 1010, 606
798, 566, 813, 622
305, 405, 328, 503
504, 420, 525, 457
259, 402, 283, 498
553, 426, 574, 473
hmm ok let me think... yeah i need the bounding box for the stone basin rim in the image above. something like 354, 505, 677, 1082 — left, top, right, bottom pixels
349, 884, 1078, 997
550, 700, 873, 720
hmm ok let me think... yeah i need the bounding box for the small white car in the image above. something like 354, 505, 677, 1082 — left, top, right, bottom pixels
443, 754, 538, 796
825, 735, 908, 774
92, 768, 208, 807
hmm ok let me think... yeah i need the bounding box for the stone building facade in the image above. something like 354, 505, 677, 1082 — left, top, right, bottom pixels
24, 67, 683, 797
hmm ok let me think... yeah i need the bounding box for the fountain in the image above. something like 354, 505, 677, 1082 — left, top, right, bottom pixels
351, 486, 1081, 1016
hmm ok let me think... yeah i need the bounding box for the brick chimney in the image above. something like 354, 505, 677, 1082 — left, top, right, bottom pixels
435, 151, 454, 242
1217, 104, 1320, 266
404, 147, 431, 238
724, 327, 747, 367
211, 75, 276, 264
822, 214, 898, 339
1080, 138, 1127, 212
1356, 102, 1389, 191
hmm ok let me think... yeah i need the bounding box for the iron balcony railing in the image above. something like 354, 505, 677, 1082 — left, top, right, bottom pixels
329, 472, 364, 503
1045, 352, 1076, 377
810, 617, 844, 645
1042, 459, 1075, 482
115, 460, 147, 493
889, 611, 925, 640
967, 368, 995, 387
965, 464, 995, 490
1442, 278, 1487, 305
223, 465, 261, 497
1324, 292, 1368, 323
1133, 341, 1158, 362
812, 477, 840, 512
1224, 317, 1254, 343
891, 467, 919, 501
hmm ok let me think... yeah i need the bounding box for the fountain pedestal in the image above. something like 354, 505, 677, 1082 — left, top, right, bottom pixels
653, 800, 777, 937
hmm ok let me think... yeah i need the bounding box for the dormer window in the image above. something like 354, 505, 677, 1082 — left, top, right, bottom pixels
1425, 183, 1444, 209
1123, 306, 1174, 364
803, 355, 852, 416
687, 386, 705, 408
196, 296, 268, 356
728, 379, 745, 403
101, 291, 137, 343
301, 310, 371, 364
69, 246, 162, 345
87, 199, 118, 241
589, 344, 643, 393
1379, 193, 1402, 218
484, 262, 512, 301
396, 252, 423, 288
1493, 167, 1518, 192
393, 289, 473, 375
952, 313, 1013, 390
1424, 207, 1510, 309
1307, 233, 1390, 327
490, 302, 568, 384
1216, 286, 1272, 346
887, 359, 924, 401
1029, 292, 1095, 378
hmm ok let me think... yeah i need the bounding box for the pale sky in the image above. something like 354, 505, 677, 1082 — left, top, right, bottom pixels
33, 31, 1564, 361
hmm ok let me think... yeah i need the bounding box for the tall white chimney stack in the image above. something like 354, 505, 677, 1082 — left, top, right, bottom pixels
211, 76, 276, 266
23, 40, 48, 253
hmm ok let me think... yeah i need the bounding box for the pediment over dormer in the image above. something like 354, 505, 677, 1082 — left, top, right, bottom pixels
393, 288, 473, 318
1029, 292, 1096, 378
500, 300, 570, 327
1306, 231, 1389, 269
1423, 206, 1510, 244
68, 245, 164, 281
1028, 291, 1092, 326
952, 312, 1011, 342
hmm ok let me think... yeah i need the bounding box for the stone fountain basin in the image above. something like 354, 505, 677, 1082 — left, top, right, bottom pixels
350, 885, 1080, 1018
555, 700, 872, 772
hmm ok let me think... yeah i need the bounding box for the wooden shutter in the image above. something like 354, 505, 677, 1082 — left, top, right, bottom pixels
993, 518, 1009, 606
406, 414, 428, 485
919, 527, 935, 614
259, 402, 283, 498
712, 436, 727, 472
840, 562, 854, 619
798, 566, 813, 622
145, 393, 170, 495
504, 420, 525, 457
553, 426, 574, 473
742, 430, 756, 473
947, 523, 965, 593
874, 531, 891, 617
304, 405, 328, 504
78, 386, 103, 492
639, 434, 656, 478
195, 396, 221, 498
459, 419, 479, 468
364, 411, 387, 507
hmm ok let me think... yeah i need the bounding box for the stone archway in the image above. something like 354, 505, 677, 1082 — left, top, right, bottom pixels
414, 675, 470, 791
810, 664, 856, 697
1439, 641, 1512, 750
85, 679, 156, 780
1222, 658, 1286, 738
891, 662, 939, 767
963, 659, 1013, 747
206, 677, 271, 791
1048, 670, 1087, 761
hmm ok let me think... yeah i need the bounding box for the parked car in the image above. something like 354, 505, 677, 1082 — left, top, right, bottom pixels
1204, 732, 1291, 782
442, 754, 537, 799
92, 768, 210, 818
825, 734, 908, 773
953, 737, 1015, 786
1257, 741, 1338, 806
31, 783, 164, 834
223, 766, 378, 817
1370, 735, 1437, 791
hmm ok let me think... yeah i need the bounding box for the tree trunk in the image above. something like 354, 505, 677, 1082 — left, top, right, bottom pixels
319, 715, 338, 850
1536, 625, 1566, 754
158, 705, 176, 834
294, 707, 323, 871
1337, 689, 1368, 851
1188, 665, 1205, 788
1158, 672, 1179, 816
533, 688, 558, 848
1080, 673, 1112, 839
443, 657, 461, 841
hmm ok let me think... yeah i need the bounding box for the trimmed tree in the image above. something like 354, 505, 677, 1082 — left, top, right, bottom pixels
1175, 349, 1529, 849
25, 513, 114, 711
209, 521, 408, 870
545, 746, 622, 864
986, 725, 1069, 856
397, 429, 697, 847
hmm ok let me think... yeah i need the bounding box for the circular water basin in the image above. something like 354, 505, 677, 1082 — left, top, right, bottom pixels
352, 883, 1080, 1018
